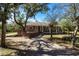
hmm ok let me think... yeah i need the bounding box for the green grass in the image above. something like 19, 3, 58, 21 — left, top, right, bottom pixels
42, 34, 79, 39
6, 32, 17, 36
0, 48, 16, 56
65, 31, 79, 35
42, 34, 71, 39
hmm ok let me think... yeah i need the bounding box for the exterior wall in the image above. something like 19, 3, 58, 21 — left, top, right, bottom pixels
26, 25, 50, 33
17, 25, 63, 37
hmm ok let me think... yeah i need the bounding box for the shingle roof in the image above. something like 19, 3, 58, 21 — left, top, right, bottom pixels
26, 22, 50, 26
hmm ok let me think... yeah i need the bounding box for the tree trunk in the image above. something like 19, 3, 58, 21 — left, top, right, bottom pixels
50, 27, 53, 41
22, 27, 27, 37
1, 4, 7, 48
1, 18, 6, 48
51, 28, 53, 38
71, 26, 78, 47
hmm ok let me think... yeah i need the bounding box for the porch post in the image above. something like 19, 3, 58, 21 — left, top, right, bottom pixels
49, 27, 51, 33
42, 26, 43, 32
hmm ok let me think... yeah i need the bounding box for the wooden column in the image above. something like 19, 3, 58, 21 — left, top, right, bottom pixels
48, 27, 51, 33
40, 26, 42, 33
35, 26, 38, 32
42, 26, 43, 32
36, 26, 38, 32
56, 26, 57, 33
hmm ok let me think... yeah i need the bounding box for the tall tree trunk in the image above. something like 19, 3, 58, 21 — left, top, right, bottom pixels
1, 18, 6, 48
49, 27, 53, 41
13, 9, 26, 37
71, 25, 78, 47
1, 4, 7, 48
22, 27, 27, 37
50, 27, 53, 38
13, 8, 29, 37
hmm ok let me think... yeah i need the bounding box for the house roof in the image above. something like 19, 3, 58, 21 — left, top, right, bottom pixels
26, 22, 50, 26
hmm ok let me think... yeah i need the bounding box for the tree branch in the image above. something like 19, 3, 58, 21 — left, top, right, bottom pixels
13, 11, 24, 29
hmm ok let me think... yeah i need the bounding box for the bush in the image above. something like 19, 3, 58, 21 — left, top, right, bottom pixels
6, 24, 15, 32
59, 19, 74, 33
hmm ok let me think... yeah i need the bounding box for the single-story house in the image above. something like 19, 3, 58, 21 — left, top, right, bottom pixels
17, 22, 63, 37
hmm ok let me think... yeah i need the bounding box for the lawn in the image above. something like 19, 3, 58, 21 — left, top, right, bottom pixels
42, 34, 71, 39
5, 31, 79, 38
6, 32, 17, 37
0, 48, 17, 56
42, 32, 79, 39
42, 32, 79, 45
68, 31, 79, 35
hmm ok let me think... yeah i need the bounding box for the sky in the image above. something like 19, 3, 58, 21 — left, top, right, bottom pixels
7, 3, 68, 23
23, 3, 53, 22
27, 3, 69, 22
7, 4, 55, 23
29, 3, 57, 22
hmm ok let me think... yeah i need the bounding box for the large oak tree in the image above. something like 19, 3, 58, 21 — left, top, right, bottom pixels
13, 3, 48, 37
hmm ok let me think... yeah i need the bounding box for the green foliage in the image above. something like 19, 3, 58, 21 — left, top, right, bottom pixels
15, 24, 22, 30
6, 24, 15, 32
6, 23, 22, 33
59, 19, 74, 32
16, 12, 25, 24
24, 4, 48, 18
14, 3, 49, 31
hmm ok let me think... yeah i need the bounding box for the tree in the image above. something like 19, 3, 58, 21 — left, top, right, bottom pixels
61, 3, 79, 47
64, 4, 79, 47
0, 3, 19, 47
0, 23, 2, 33
0, 3, 48, 47
59, 19, 74, 34
0, 4, 8, 47
13, 3, 48, 37
45, 4, 66, 39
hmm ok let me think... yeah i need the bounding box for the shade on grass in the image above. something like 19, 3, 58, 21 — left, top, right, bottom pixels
0, 48, 16, 56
